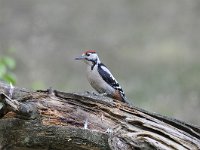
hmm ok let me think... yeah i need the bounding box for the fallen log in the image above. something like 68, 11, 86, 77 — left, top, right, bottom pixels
0, 81, 199, 150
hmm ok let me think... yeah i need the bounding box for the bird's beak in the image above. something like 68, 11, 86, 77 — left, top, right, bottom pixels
75, 55, 86, 60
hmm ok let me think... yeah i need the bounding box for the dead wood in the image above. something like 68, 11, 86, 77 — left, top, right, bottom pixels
0, 81, 199, 150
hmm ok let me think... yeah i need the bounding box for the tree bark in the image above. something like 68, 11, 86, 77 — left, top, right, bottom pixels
0, 81, 199, 150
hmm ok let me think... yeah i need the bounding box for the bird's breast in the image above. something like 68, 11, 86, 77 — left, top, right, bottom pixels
86, 65, 114, 94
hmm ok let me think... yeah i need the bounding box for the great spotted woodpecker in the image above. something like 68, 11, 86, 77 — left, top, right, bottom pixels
75, 50, 128, 103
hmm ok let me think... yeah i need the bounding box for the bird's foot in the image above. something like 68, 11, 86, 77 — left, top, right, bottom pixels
99, 93, 108, 96
91, 92, 107, 96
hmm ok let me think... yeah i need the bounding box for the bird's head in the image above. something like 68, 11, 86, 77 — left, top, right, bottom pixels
75, 50, 100, 66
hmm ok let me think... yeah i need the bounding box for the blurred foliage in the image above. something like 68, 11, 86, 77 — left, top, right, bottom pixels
0, 56, 16, 84
0, 0, 200, 124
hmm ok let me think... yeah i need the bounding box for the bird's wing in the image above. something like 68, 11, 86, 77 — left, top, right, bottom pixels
97, 63, 120, 88
97, 63, 127, 102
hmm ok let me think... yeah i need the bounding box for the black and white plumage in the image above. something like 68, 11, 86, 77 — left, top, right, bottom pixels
75, 50, 127, 103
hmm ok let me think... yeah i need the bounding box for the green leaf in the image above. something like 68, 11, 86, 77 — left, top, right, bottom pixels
3, 73, 16, 85
0, 64, 7, 78
2, 56, 16, 69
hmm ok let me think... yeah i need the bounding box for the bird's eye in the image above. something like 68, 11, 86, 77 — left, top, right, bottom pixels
86, 53, 90, 56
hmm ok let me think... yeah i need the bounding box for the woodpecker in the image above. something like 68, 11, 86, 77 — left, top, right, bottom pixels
75, 50, 128, 103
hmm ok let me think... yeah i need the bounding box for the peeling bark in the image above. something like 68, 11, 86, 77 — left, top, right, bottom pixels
0, 81, 200, 150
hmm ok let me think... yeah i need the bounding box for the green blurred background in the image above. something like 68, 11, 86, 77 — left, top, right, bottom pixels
0, 0, 200, 125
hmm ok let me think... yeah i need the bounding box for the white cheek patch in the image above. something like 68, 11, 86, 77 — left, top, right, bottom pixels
89, 54, 97, 60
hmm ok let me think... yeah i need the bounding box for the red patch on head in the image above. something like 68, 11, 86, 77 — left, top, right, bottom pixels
83, 50, 96, 55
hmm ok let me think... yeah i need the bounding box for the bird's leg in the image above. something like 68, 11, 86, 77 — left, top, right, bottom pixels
92, 91, 97, 95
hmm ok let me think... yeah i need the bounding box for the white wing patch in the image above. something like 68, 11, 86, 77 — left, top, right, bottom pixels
101, 66, 118, 83
98, 63, 125, 98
